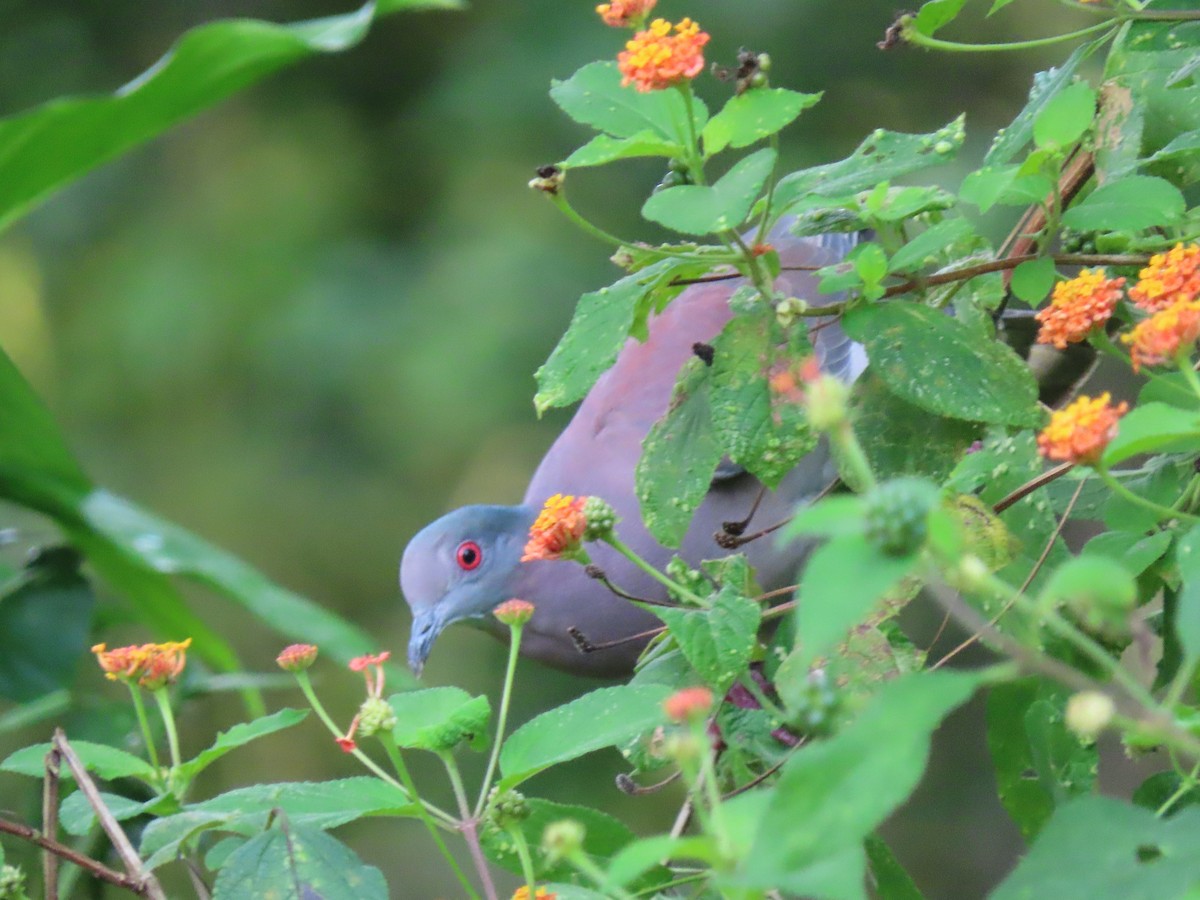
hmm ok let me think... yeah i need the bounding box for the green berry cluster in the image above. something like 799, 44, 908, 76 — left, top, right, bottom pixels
582, 495, 618, 541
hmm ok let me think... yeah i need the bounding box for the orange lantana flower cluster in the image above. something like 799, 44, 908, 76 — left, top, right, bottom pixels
617, 18, 710, 93
663, 685, 714, 722
92, 639, 192, 690
522, 494, 588, 562
1034, 268, 1125, 349
1036, 393, 1128, 466
511, 887, 556, 900
1122, 300, 1200, 372
596, 0, 655, 28
1128, 243, 1200, 313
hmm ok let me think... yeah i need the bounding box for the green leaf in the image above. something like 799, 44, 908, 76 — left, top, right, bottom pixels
708, 305, 817, 487
843, 303, 1042, 426
702, 88, 820, 156
1010, 257, 1058, 305
1033, 81, 1096, 149
176, 708, 308, 783
481, 799, 668, 890
1103, 402, 1200, 465
603, 834, 716, 891
60, 791, 170, 837
913, 0, 969, 36
550, 61, 704, 143
850, 368, 982, 481
498, 684, 670, 788
2, 739, 155, 782
992, 796, 1200, 900
642, 148, 776, 235
141, 778, 417, 869
1062, 175, 1187, 231
729, 670, 984, 896
211, 824, 387, 900
960, 165, 1054, 212
0, 0, 457, 233
0, 551, 95, 702
562, 131, 681, 168
635, 358, 724, 548
1081, 530, 1173, 579
987, 44, 1092, 166
388, 687, 492, 752
655, 588, 762, 694
784, 495, 866, 539
792, 533, 919, 671
865, 834, 925, 900
772, 117, 964, 215
534, 260, 681, 413
887, 218, 975, 274
988, 679, 1097, 843
1174, 525, 1200, 665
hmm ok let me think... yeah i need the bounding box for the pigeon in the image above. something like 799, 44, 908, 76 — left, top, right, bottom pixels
401, 230, 866, 677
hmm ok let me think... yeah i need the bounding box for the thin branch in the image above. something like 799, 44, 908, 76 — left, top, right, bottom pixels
568, 624, 666, 654
43, 747, 61, 900
584, 565, 681, 608
53, 729, 167, 900
993, 462, 1075, 514
615, 770, 680, 796
0, 818, 147, 895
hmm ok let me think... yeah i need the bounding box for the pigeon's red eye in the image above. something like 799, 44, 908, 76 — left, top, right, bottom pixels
456, 541, 482, 571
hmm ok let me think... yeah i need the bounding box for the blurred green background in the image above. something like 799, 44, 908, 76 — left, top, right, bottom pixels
0, 0, 1108, 895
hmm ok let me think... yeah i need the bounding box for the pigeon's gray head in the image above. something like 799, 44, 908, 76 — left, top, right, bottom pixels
400, 504, 536, 674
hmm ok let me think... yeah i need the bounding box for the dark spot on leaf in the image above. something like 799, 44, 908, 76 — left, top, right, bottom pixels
1136, 844, 1163, 863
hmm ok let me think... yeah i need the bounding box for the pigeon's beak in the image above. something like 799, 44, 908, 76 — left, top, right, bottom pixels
407, 607, 444, 676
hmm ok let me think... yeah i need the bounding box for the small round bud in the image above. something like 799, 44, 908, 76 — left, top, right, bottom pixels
957, 555, 991, 592
663, 686, 714, 722
756, 52, 771, 72
749, 72, 768, 89
276, 643, 319, 673
494, 598, 536, 628
668, 157, 689, 174
863, 477, 939, 557
582, 496, 619, 541
1065, 691, 1115, 742
542, 819, 586, 862
804, 375, 850, 432
355, 696, 398, 738
664, 731, 703, 762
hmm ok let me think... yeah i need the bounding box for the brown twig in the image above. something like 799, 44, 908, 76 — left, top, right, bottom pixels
53, 729, 167, 900
584, 565, 681, 607
568, 624, 667, 653
616, 770, 680, 796
43, 746, 61, 900
0, 818, 147, 894
993, 461, 1075, 514
721, 484, 768, 537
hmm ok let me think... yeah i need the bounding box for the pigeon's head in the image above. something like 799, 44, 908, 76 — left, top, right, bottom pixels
400, 504, 537, 674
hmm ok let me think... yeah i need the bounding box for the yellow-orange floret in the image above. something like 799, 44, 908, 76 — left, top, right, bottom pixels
1036, 393, 1128, 465
1128, 243, 1200, 312
1122, 300, 1200, 371
522, 494, 588, 562
1034, 269, 1124, 349
618, 18, 710, 93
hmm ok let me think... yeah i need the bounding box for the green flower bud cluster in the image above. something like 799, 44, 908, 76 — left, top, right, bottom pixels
355, 696, 397, 738
485, 787, 531, 829
542, 818, 586, 862
863, 477, 939, 557
582, 496, 618, 541
666, 555, 710, 604
785, 669, 839, 736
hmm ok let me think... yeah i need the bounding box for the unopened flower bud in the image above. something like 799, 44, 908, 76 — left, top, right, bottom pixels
805, 374, 849, 432
1065, 691, 1115, 741
664, 731, 702, 762
0, 864, 27, 899
957, 555, 990, 592
542, 819, 586, 862
277, 643, 319, 672
663, 686, 714, 722
582, 496, 618, 541
356, 697, 397, 738
486, 787, 531, 828
494, 599, 535, 628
